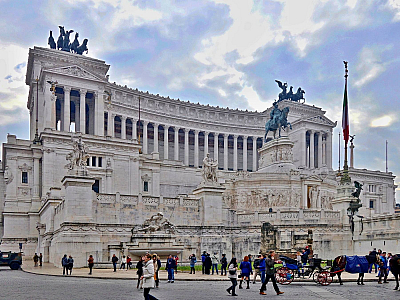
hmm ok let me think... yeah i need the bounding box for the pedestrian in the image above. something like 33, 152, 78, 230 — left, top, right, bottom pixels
201, 251, 207, 274
189, 254, 197, 274
253, 254, 261, 283
368, 248, 378, 273
140, 253, 158, 300
127, 255, 132, 270
259, 250, 284, 295
153, 254, 161, 288
258, 254, 266, 284
39, 253, 43, 267
205, 253, 212, 275
88, 255, 94, 275
248, 254, 253, 265
301, 246, 310, 265
136, 256, 144, 289
112, 254, 118, 272
211, 252, 219, 275
33, 253, 39, 267
62, 254, 69, 275
174, 255, 179, 273
221, 254, 227, 276
166, 254, 176, 283
239, 256, 252, 289
120, 255, 126, 270
378, 252, 388, 284
68, 255, 74, 275
226, 257, 238, 296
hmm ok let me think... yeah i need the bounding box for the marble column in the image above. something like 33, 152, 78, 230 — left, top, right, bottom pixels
253, 137, 257, 171
143, 121, 148, 154
153, 123, 159, 153
309, 130, 315, 169
107, 113, 113, 137
233, 135, 238, 171
96, 91, 104, 136
194, 130, 199, 168
204, 132, 209, 157
121, 116, 126, 139
318, 132, 323, 168
79, 89, 86, 134
300, 130, 306, 167
33, 156, 40, 201
164, 125, 169, 160
214, 133, 219, 161
184, 128, 190, 166
63, 87, 71, 132
327, 132, 332, 169
224, 134, 229, 171
243, 136, 248, 171
132, 119, 137, 140
174, 127, 179, 161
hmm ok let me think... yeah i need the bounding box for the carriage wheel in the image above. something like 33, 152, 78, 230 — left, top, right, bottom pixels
313, 271, 321, 284
275, 267, 295, 285
317, 271, 333, 286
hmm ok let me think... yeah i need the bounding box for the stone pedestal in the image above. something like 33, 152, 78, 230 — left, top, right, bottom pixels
193, 184, 225, 226
257, 136, 295, 173
61, 175, 95, 223
331, 182, 354, 224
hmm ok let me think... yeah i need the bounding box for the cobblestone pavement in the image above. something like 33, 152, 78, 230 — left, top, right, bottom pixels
0, 270, 398, 300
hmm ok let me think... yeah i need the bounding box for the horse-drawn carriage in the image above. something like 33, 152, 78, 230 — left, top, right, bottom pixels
275, 256, 325, 285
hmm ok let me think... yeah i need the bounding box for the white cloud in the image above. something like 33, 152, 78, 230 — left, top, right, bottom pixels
370, 115, 394, 127
387, 0, 400, 21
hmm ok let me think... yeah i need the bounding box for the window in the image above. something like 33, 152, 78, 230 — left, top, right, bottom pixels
22, 172, 28, 184
92, 156, 96, 167
143, 181, 149, 192
369, 200, 374, 209
368, 185, 376, 193
98, 157, 102, 168
87, 158, 90, 166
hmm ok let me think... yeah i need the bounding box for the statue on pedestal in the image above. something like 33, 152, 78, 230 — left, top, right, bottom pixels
50, 26, 89, 55
275, 80, 305, 103
132, 212, 176, 235
202, 153, 218, 184
264, 102, 292, 141
65, 137, 90, 174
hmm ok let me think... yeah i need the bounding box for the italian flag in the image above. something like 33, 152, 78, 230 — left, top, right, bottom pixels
342, 82, 349, 143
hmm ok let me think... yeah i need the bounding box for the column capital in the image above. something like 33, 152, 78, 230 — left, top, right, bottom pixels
223, 133, 229, 138
163, 124, 169, 129
308, 129, 314, 134
242, 135, 248, 140
184, 128, 190, 133
120, 115, 127, 121
194, 130, 200, 135
153, 122, 160, 128
63, 86, 72, 93
142, 120, 149, 126
79, 88, 87, 95
204, 131, 210, 136
213, 132, 219, 137
173, 126, 180, 131
233, 134, 239, 139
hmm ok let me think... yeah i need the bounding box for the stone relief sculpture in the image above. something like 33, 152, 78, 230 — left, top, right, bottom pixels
65, 137, 90, 175
308, 186, 320, 208
132, 212, 176, 234
201, 153, 218, 184
4, 166, 13, 184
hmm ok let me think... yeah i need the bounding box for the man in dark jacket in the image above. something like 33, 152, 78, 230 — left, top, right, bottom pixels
301, 246, 310, 265
258, 254, 266, 283
253, 254, 261, 284
204, 253, 212, 275
201, 251, 207, 274
112, 254, 118, 272
220, 254, 227, 276
260, 251, 284, 295
62, 254, 69, 275
166, 254, 176, 282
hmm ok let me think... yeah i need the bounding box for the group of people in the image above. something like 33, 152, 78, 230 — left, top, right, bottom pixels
32, 253, 43, 267
61, 254, 74, 275
111, 254, 134, 272
136, 253, 162, 300
200, 251, 228, 275
367, 248, 393, 284
227, 251, 284, 296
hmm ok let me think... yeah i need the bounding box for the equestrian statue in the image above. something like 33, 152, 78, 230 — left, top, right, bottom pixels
264, 102, 292, 141
275, 80, 305, 103
49, 26, 89, 55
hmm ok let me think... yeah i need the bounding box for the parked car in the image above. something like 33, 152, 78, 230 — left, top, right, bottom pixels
0, 251, 22, 270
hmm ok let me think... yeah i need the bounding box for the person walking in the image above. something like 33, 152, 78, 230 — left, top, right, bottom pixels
33, 253, 39, 267
166, 254, 176, 283
221, 254, 227, 276
239, 256, 252, 289
120, 255, 126, 270
88, 255, 94, 275
205, 253, 212, 275
189, 254, 197, 274
253, 254, 261, 283
140, 253, 158, 300
112, 254, 119, 272
62, 254, 69, 275
226, 257, 238, 296
174, 255, 179, 273
136, 256, 144, 289
127, 255, 132, 270
68, 255, 74, 275
258, 254, 266, 284
259, 250, 284, 296
211, 252, 219, 275
368, 248, 378, 273
378, 252, 388, 284
39, 253, 43, 267
201, 251, 207, 274
153, 254, 161, 288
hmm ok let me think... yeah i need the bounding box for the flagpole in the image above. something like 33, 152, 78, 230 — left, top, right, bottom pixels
338, 132, 341, 173
138, 96, 142, 154
341, 61, 351, 183
386, 140, 388, 173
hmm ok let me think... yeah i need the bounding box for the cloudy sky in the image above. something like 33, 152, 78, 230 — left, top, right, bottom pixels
1, 0, 399, 200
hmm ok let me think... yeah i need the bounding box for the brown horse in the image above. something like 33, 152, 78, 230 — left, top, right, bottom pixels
331, 255, 346, 285
390, 254, 400, 290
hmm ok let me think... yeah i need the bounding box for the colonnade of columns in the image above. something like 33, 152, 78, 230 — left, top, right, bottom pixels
107, 116, 263, 171
304, 130, 332, 169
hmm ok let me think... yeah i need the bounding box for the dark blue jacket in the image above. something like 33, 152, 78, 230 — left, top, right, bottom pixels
166, 258, 176, 269
380, 256, 387, 269
62, 256, 68, 266
258, 258, 266, 271
201, 254, 206, 263
239, 261, 252, 276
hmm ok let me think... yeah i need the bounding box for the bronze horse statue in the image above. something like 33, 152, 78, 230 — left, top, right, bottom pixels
264, 106, 292, 140
390, 254, 400, 290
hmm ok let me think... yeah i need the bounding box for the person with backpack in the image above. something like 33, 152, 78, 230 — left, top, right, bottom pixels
189, 254, 197, 274
253, 254, 261, 283
221, 254, 228, 276
259, 250, 284, 296
226, 257, 238, 296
